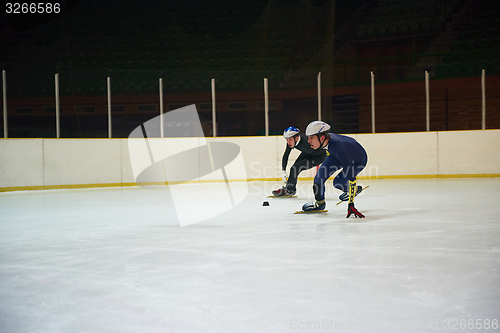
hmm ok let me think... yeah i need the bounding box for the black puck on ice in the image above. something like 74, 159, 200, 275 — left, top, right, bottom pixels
263, 201, 269, 206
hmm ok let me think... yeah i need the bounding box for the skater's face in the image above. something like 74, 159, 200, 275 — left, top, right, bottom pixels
308, 135, 321, 149
286, 137, 296, 148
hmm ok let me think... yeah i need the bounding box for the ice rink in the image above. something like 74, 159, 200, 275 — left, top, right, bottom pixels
1, 178, 499, 333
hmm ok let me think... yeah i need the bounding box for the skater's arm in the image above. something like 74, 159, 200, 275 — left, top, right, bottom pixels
282, 145, 292, 171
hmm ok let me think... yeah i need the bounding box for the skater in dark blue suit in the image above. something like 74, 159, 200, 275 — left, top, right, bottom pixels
302, 121, 367, 218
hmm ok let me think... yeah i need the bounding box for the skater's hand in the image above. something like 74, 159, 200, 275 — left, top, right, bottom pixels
282, 170, 288, 183
347, 203, 365, 218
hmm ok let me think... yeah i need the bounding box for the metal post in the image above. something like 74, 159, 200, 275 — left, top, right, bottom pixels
482, 69, 486, 130
425, 71, 430, 132
107, 77, 112, 138
159, 78, 164, 138
55, 73, 60, 138
211, 78, 216, 137
317, 72, 322, 121
264, 78, 269, 136
371, 71, 375, 133
2, 70, 7, 138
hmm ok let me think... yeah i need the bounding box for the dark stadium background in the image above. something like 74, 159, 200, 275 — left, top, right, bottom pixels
1, 0, 499, 137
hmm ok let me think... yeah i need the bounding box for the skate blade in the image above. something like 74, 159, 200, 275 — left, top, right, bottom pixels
294, 210, 328, 214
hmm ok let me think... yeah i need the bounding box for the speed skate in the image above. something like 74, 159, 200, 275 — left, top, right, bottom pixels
335, 185, 369, 205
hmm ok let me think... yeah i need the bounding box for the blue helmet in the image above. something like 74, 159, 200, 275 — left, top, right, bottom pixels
283, 126, 300, 138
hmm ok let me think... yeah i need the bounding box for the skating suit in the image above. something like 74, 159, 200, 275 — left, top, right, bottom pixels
314, 133, 367, 200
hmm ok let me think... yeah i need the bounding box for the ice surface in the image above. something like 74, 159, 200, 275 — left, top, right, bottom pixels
0, 179, 499, 333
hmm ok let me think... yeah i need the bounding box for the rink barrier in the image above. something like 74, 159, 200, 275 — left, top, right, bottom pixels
0, 130, 499, 192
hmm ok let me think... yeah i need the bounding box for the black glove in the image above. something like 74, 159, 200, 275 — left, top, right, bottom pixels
347, 203, 365, 218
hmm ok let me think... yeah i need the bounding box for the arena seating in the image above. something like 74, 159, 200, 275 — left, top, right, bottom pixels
1, 0, 498, 137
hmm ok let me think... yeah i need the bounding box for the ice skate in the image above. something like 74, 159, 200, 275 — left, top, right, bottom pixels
272, 187, 296, 197
338, 185, 364, 202
301, 200, 326, 212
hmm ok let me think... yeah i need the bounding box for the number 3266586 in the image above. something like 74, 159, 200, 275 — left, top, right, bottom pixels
6, 3, 61, 14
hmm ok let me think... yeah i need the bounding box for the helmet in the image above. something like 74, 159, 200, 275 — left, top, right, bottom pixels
305, 121, 330, 136
283, 126, 300, 138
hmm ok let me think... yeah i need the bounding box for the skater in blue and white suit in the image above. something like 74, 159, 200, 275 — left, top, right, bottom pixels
302, 120, 367, 218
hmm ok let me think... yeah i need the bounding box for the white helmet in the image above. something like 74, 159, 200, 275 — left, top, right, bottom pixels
283, 126, 300, 138
305, 121, 331, 136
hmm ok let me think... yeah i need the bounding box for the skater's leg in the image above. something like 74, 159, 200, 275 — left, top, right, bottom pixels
287, 153, 324, 192
273, 154, 309, 196
333, 173, 349, 192
335, 160, 368, 200
286, 154, 309, 192
312, 156, 342, 201
302, 157, 341, 212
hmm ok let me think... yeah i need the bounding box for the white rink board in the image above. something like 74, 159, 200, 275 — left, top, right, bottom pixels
120, 139, 136, 184
0, 130, 499, 190
0, 139, 44, 188
43, 139, 123, 186
356, 132, 439, 177
207, 136, 282, 181
438, 130, 500, 175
